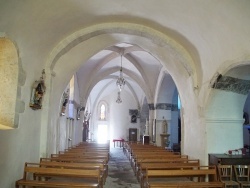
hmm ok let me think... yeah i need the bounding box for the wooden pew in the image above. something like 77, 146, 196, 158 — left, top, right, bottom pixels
74, 142, 110, 149
69, 145, 109, 153
50, 156, 109, 164
65, 144, 109, 150
40, 158, 109, 176
58, 152, 109, 158
50, 154, 109, 164
145, 166, 224, 188
124, 143, 160, 157
61, 149, 109, 154
148, 182, 224, 188
127, 143, 162, 150
133, 155, 188, 173
51, 153, 108, 158
131, 150, 179, 162
15, 162, 102, 188
41, 157, 108, 165
52, 152, 110, 161
135, 158, 197, 180
39, 161, 108, 184
128, 146, 177, 161
138, 160, 200, 188
132, 152, 185, 165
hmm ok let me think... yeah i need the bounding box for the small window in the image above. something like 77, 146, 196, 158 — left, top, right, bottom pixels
98, 101, 108, 121
100, 104, 106, 120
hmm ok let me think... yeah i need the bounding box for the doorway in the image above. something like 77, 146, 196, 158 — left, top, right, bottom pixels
129, 128, 137, 142
97, 124, 108, 143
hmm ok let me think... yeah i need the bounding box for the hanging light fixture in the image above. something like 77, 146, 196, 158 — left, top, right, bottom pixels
116, 91, 122, 104
116, 55, 126, 91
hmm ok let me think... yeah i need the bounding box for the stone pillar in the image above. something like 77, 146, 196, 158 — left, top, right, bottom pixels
145, 119, 149, 135
149, 110, 154, 141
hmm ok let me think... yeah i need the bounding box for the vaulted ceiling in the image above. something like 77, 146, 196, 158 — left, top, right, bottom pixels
76, 42, 163, 107
1, 0, 250, 108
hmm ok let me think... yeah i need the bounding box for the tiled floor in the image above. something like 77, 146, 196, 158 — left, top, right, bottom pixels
104, 147, 140, 188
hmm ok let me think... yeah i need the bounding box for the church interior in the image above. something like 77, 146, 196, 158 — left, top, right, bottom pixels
1, 1, 250, 187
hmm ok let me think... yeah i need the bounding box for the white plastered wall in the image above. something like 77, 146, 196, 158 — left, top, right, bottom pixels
46, 75, 83, 155
0, 39, 45, 187
206, 90, 246, 155
91, 90, 140, 144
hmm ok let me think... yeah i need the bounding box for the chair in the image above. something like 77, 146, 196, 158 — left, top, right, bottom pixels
217, 165, 240, 188
233, 165, 250, 188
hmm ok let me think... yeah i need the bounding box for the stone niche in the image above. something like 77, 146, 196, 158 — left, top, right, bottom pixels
0, 38, 19, 129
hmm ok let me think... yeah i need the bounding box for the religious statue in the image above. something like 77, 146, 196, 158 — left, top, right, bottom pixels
83, 109, 91, 142
76, 106, 84, 120
60, 89, 69, 116
29, 70, 46, 110
84, 109, 91, 122
162, 117, 168, 133
82, 121, 89, 142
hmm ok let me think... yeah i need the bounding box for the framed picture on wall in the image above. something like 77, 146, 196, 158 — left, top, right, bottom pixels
131, 114, 137, 123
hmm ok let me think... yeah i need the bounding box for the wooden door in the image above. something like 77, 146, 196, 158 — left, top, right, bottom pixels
129, 128, 137, 142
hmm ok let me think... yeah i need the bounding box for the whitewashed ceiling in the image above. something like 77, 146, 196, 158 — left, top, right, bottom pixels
1, 0, 250, 107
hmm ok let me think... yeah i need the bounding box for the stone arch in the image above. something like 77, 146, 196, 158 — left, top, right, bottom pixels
44, 23, 199, 122
43, 22, 199, 156
153, 69, 179, 147
205, 60, 250, 156
46, 22, 198, 87
0, 37, 25, 129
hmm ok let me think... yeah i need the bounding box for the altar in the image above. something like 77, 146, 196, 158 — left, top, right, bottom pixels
160, 133, 170, 148
113, 139, 125, 148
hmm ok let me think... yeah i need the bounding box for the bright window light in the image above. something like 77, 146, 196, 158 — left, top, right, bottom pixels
178, 95, 181, 109
97, 124, 108, 143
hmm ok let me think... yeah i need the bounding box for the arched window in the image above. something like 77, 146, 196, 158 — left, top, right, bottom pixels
100, 104, 106, 120
98, 101, 108, 121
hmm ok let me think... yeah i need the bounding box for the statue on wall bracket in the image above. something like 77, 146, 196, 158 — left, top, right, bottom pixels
162, 116, 168, 133
60, 89, 69, 116
29, 69, 46, 110
76, 106, 85, 120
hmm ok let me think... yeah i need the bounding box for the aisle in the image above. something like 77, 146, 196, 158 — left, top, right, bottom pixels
104, 147, 140, 188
